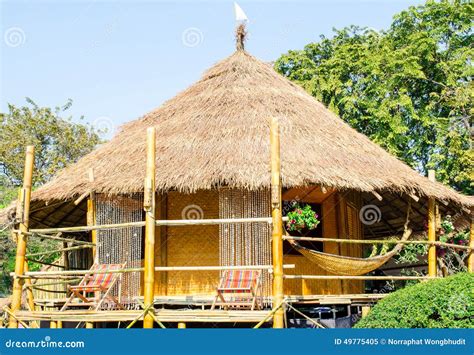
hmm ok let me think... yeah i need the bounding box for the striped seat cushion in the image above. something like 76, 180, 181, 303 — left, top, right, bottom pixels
75, 264, 123, 292
218, 270, 260, 292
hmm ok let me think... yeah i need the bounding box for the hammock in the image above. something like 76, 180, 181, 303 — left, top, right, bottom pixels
286, 227, 412, 276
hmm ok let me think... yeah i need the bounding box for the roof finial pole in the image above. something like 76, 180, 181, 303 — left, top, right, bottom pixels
234, 2, 248, 51
236, 23, 247, 51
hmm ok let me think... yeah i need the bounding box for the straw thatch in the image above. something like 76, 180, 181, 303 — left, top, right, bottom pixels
6, 49, 474, 209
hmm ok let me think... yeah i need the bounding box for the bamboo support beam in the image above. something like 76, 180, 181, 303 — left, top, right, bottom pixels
427, 170, 437, 277
284, 302, 324, 328
361, 306, 371, 318
270, 116, 284, 329
16, 264, 296, 279
25, 245, 93, 258
25, 217, 287, 235
126, 304, 152, 329
253, 299, 286, 329
371, 191, 383, 201
73, 191, 90, 206
282, 236, 471, 251
23, 263, 35, 310
143, 127, 156, 329
4, 307, 30, 329
9, 146, 34, 328
62, 241, 69, 271
136, 300, 166, 329
87, 168, 97, 262
24, 278, 81, 289
28, 232, 95, 246
16, 309, 271, 323
284, 275, 433, 280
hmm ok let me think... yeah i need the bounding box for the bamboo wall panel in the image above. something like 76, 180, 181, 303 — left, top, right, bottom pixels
322, 193, 342, 294
164, 190, 219, 296
154, 195, 166, 295
31, 260, 66, 301
342, 192, 364, 293
283, 192, 364, 295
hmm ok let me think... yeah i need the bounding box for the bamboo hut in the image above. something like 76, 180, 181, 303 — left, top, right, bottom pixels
2, 27, 473, 328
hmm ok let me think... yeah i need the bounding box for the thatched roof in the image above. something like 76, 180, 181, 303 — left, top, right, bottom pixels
11, 50, 474, 208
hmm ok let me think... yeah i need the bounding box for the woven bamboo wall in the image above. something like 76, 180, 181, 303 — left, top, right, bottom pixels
162, 190, 220, 296
154, 190, 363, 297
340, 191, 364, 293
283, 192, 364, 295
32, 240, 92, 301
31, 262, 66, 301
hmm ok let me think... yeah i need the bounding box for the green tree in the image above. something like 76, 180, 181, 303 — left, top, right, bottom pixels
0, 98, 103, 296
0, 98, 103, 186
275, 0, 473, 194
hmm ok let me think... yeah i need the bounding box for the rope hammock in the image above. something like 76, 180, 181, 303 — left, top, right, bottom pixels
286, 205, 413, 276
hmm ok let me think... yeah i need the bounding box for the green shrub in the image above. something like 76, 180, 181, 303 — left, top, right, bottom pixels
355, 273, 474, 328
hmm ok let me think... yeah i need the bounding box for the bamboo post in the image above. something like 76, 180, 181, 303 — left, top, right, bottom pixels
86, 169, 96, 329
9, 146, 35, 328
14, 188, 36, 319
23, 262, 40, 329
427, 170, 437, 277
468, 217, 474, 273
361, 306, 371, 318
143, 127, 156, 329
50, 321, 57, 328
270, 117, 284, 329
23, 263, 35, 310
87, 168, 97, 262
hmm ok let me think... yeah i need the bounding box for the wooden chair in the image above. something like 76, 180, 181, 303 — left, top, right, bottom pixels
211, 269, 263, 310
60, 263, 126, 311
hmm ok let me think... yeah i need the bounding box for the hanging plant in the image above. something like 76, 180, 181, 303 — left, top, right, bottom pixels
437, 216, 469, 258
286, 204, 320, 232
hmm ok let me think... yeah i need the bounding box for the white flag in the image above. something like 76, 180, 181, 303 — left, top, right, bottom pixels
234, 2, 248, 22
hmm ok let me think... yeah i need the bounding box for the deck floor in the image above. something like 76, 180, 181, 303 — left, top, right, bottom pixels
23, 294, 387, 324
16, 309, 270, 323
34, 293, 387, 308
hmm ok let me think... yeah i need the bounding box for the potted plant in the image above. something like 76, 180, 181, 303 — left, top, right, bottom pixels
286, 204, 320, 233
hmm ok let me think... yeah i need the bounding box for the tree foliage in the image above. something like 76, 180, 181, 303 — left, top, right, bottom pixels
0, 98, 103, 186
355, 272, 474, 328
275, 0, 473, 194
0, 98, 103, 296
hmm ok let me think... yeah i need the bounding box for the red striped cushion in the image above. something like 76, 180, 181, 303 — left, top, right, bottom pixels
80, 264, 122, 292
219, 270, 260, 291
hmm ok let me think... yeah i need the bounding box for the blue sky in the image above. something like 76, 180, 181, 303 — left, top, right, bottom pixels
1, 0, 424, 137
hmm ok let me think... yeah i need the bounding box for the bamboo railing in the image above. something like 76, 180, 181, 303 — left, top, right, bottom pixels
13, 264, 296, 279
284, 275, 433, 281
283, 236, 472, 251
21, 217, 287, 235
